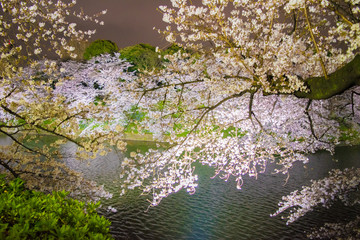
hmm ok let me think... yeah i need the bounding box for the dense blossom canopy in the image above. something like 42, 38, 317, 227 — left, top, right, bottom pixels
0, 0, 131, 200
118, 0, 360, 238
1, 0, 360, 238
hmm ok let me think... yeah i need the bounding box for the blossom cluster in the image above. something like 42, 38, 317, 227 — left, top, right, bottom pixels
271, 168, 360, 224
0, 1, 132, 201
308, 216, 360, 239
158, 0, 359, 93
0, 0, 106, 78
0, 52, 138, 200
118, 0, 360, 236
272, 167, 360, 238
1, 0, 360, 236
120, 75, 360, 206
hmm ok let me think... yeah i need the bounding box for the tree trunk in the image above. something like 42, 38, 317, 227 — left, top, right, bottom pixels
295, 54, 360, 100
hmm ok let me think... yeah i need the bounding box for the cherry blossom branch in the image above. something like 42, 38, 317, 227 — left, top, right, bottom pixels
328, 0, 358, 25
0, 87, 17, 101
0, 159, 20, 178
0, 129, 45, 157
187, 89, 253, 137
272, 168, 360, 224
133, 79, 204, 93
1, 104, 85, 148
303, 5, 328, 79
53, 110, 89, 132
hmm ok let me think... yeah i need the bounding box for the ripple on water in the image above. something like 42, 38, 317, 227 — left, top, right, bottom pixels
84, 144, 360, 240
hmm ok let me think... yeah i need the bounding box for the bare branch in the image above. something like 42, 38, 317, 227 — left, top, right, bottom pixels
0, 159, 20, 178
0, 129, 45, 157
133, 79, 204, 93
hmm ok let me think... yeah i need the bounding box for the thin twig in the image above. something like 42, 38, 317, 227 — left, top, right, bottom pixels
304, 5, 328, 79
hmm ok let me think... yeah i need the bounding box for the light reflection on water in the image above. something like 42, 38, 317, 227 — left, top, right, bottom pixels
64, 141, 360, 240
1, 135, 359, 239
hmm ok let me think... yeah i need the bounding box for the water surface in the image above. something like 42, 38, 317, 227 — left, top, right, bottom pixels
64, 141, 360, 240
1, 135, 359, 239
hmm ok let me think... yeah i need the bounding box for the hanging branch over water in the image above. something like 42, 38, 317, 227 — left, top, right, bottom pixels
118, 1, 360, 238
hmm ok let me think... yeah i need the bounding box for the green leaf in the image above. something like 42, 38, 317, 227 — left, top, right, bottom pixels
221, 126, 246, 138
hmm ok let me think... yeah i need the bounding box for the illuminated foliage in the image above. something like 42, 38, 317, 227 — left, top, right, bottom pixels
1, 0, 360, 238
0, 177, 112, 239
83, 39, 119, 61
0, 0, 130, 201
117, 1, 360, 238
119, 43, 163, 73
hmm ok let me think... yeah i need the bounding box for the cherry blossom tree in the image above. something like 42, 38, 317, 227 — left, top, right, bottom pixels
1, 0, 359, 237
0, 0, 135, 201
118, 0, 360, 238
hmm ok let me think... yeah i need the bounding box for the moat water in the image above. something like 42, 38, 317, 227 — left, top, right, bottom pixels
1, 135, 359, 239
64, 141, 360, 240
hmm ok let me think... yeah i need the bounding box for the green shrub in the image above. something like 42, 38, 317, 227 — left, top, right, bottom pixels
119, 43, 163, 73
161, 43, 186, 56
0, 176, 113, 239
83, 39, 119, 60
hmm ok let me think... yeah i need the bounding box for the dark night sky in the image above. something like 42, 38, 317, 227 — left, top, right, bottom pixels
76, 0, 171, 49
